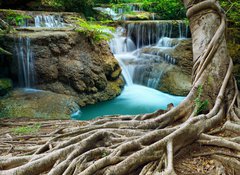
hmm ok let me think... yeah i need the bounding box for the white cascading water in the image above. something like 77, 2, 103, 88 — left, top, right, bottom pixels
93, 7, 121, 21
94, 4, 144, 21
20, 15, 67, 28
15, 15, 69, 88
35, 15, 65, 28
109, 20, 188, 89
79, 22, 187, 120
15, 37, 35, 88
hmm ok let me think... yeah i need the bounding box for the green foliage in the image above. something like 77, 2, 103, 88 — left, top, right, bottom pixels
101, 151, 109, 157
41, 0, 185, 20
11, 124, 41, 135
53, 0, 95, 17
2, 10, 31, 26
42, 0, 63, 9
75, 18, 115, 42
112, 3, 132, 14
220, 0, 240, 27
142, 0, 186, 20
194, 85, 209, 115
0, 47, 12, 55
99, 19, 114, 25
110, 0, 142, 3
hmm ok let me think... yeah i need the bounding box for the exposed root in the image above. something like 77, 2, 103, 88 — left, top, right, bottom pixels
212, 155, 240, 173
192, 150, 240, 159
198, 134, 240, 151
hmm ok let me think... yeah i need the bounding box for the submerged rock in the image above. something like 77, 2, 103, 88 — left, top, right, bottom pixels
0, 78, 13, 96
0, 89, 79, 119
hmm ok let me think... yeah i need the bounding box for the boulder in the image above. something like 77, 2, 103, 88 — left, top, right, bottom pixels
0, 89, 79, 119
157, 66, 191, 96
0, 30, 124, 106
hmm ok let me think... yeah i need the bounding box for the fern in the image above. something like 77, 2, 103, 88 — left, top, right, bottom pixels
75, 18, 115, 42
194, 85, 209, 115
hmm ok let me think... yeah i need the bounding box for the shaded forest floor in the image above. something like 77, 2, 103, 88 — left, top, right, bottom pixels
0, 117, 237, 175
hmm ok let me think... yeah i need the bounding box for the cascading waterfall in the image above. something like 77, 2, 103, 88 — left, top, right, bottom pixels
75, 20, 188, 119
178, 22, 189, 38
20, 15, 67, 28
109, 20, 188, 89
35, 15, 65, 28
126, 21, 189, 48
15, 37, 35, 88
126, 22, 173, 48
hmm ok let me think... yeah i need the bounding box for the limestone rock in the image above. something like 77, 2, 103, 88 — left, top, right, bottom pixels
158, 66, 191, 96
0, 89, 79, 119
0, 31, 124, 106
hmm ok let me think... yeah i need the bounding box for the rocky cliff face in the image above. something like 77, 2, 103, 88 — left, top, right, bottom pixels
0, 30, 124, 107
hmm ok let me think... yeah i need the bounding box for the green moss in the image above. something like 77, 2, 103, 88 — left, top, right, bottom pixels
108, 78, 124, 94
124, 12, 149, 20
111, 68, 121, 79
0, 78, 12, 96
227, 28, 240, 89
11, 124, 41, 135
0, 9, 31, 26
0, 89, 78, 119
227, 29, 240, 64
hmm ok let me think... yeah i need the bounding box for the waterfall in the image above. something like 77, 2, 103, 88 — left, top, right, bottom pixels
109, 21, 183, 89
126, 22, 173, 48
152, 13, 155, 20
94, 7, 120, 21
157, 37, 177, 47
109, 27, 135, 85
109, 27, 136, 54
15, 37, 35, 88
178, 21, 189, 39
130, 4, 143, 12
20, 15, 67, 28
34, 15, 65, 28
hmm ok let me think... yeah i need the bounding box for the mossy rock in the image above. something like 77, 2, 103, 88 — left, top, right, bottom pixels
0, 89, 79, 119
157, 66, 191, 96
0, 78, 13, 96
124, 12, 153, 20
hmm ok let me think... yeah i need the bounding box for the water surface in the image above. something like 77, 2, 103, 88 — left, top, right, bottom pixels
73, 85, 184, 120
